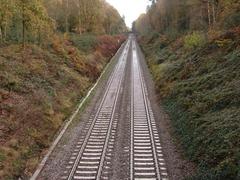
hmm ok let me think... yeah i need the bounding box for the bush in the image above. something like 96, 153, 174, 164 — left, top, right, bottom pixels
0, 33, 124, 179
69, 34, 98, 52
96, 35, 125, 57
224, 12, 240, 29
141, 29, 240, 179
184, 32, 206, 49
164, 27, 179, 41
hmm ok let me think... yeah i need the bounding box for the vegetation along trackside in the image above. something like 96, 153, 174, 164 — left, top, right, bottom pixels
133, 0, 240, 179
0, 0, 127, 179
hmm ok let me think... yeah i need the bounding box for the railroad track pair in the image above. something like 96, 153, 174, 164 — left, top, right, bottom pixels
61, 36, 168, 180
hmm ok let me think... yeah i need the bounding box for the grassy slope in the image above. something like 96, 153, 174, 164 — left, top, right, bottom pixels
0, 34, 126, 179
139, 29, 240, 179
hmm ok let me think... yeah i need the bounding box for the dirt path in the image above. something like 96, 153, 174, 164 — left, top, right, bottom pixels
34, 35, 195, 180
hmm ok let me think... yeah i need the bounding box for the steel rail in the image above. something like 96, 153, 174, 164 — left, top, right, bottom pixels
96, 41, 130, 179
67, 39, 131, 180
130, 39, 162, 180
130, 38, 134, 180
135, 40, 161, 179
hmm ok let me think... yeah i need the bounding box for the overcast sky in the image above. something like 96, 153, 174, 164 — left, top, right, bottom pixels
106, 0, 151, 28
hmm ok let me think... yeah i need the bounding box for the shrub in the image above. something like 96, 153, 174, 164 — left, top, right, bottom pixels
96, 35, 124, 57
164, 27, 179, 41
0, 33, 124, 179
141, 29, 240, 179
69, 34, 98, 52
184, 32, 206, 49
224, 12, 240, 29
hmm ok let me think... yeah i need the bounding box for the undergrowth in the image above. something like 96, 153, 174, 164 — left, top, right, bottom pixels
0, 33, 126, 179
139, 28, 240, 179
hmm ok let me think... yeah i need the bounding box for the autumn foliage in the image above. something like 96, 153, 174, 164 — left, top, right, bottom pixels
0, 33, 125, 179
96, 35, 126, 57
0, 0, 127, 179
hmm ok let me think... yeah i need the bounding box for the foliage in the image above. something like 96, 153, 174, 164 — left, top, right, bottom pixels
136, 1, 240, 179
0, 34, 125, 179
0, 0, 127, 46
223, 11, 240, 29
96, 35, 125, 57
43, 0, 127, 34
140, 29, 240, 179
184, 32, 206, 49
69, 34, 98, 52
103, 2, 126, 34
134, 0, 240, 38
0, 0, 127, 178
0, 0, 54, 45
0, 0, 15, 42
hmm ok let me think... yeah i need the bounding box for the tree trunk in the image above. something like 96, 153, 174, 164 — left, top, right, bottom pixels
23, 20, 25, 48
4, 23, 7, 42
207, 0, 211, 27
22, 4, 26, 49
38, 26, 41, 46
65, 0, 69, 33
78, 0, 82, 34
0, 26, 3, 43
212, 1, 216, 25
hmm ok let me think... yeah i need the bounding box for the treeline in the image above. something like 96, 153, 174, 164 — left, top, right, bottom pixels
133, 0, 240, 36
44, 0, 126, 34
0, 0, 126, 46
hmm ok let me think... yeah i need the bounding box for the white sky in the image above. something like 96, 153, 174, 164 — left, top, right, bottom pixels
106, 0, 151, 28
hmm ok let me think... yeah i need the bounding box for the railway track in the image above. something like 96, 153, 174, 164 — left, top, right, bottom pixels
130, 40, 168, 180
58, 35, 169, 180
61, 39, 131, 180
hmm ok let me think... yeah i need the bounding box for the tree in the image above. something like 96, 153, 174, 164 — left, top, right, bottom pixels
0, 0, 127, 45
0, 0, 14, 42
14, 0, 53, 47
102, 2, 126, 34
64, 0, 69, 33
